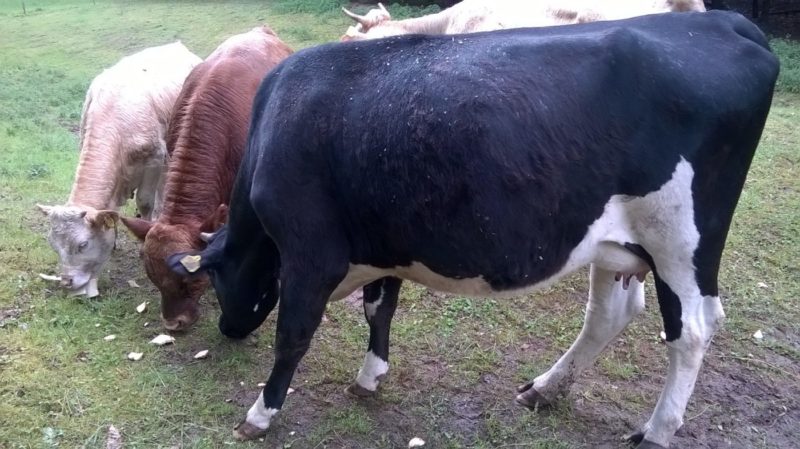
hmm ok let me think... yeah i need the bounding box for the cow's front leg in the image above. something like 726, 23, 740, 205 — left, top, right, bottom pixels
233, 273, 335, 441
517, 265, 645, 408
346, 277, 402, 397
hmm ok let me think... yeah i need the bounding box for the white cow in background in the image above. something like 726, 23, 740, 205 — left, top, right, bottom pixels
37, 41, 201, 297
341, 0, 706, 40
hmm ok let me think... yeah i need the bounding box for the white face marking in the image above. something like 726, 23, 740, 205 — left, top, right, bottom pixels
363, 285, 385, 319
355, 350, 388, 392
245, 392, 279, 430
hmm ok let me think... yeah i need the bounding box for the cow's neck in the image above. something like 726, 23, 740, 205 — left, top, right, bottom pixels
158, 142, 229, 228
67, 132, 127, 211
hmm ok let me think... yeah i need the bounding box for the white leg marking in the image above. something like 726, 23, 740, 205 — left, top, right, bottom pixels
355, 350, 389, 391
622, 158, 723, 445
641, 295, 724, 446
529, 265, 645, 401
363, 285, 385, 319
245, 391, 279, 430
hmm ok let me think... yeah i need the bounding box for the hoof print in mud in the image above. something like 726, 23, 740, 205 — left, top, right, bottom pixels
232, 420, 268, 441
514, 382, 552, 410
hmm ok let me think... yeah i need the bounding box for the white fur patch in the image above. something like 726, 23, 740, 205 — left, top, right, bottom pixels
363, 285, 385, 319
245, 393, 279, 430
355, 351, 388, 391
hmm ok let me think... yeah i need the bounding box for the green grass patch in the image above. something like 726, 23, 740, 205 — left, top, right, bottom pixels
772, 38, 800, 93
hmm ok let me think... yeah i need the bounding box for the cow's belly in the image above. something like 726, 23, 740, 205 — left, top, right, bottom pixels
329, 195, 651, 302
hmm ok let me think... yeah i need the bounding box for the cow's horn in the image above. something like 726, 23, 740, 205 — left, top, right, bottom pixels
378, 2, 389, 14
341, 7, 368, 25
199, 232, 214, 243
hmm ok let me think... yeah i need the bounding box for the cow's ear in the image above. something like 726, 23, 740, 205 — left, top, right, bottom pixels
120, 216, 153, 241
341, 26, 366, 41
167, 250, 217, 277
36, 204, 54, 216
86, 210, 119, 230
199, 204, 229, 233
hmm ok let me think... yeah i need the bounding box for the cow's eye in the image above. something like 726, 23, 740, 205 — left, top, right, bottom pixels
78, 241, 89, 252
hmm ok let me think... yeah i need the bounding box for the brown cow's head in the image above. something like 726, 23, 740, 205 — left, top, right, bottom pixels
122, 204, 228, 331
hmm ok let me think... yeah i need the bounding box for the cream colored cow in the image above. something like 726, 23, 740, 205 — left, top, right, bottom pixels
341, 0, 706, 40
37, 41, 201, 297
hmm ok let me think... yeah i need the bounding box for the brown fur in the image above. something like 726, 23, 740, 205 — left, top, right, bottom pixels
124, 27, 293, 329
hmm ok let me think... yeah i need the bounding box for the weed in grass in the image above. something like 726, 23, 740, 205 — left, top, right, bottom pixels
27, 163, 51, 179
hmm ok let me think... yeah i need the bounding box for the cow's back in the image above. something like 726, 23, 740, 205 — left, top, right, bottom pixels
161, 27, 292, 224
81, 42, 201, 159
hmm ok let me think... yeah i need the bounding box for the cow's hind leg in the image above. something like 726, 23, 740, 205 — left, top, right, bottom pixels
235, 248, 349, 440
346, 276, 402, 397
517, 264, 645, 408
627, 270, 724, 448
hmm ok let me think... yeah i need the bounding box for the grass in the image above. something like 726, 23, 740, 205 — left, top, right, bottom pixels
0, 1, 799, 448
772, 38, 800, 93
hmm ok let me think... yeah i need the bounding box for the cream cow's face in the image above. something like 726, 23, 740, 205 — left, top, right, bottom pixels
37, 204, 118, 294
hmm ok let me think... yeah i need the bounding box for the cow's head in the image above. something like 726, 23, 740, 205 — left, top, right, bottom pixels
340, 3, 399, 41
37, 204, 118, 295
122, 204, 228, 331
166, 223, 280, 339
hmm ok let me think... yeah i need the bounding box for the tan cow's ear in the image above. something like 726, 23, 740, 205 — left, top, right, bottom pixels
200, 204, 229, 233
36, 204, 54, 215
87, 210, 119, 230
341, 26, 366, 42
120, 216, 152, 241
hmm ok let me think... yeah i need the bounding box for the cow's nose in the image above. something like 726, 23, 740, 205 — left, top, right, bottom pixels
163, 312, 198, 331
60, 276, 73, 288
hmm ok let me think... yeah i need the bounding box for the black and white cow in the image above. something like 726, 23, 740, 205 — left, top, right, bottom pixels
169, 11, 778, 448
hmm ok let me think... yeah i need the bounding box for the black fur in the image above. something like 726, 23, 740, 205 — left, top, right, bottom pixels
168, 11, 778, 444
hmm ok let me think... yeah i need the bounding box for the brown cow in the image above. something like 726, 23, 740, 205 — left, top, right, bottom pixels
121, 26, 293, 330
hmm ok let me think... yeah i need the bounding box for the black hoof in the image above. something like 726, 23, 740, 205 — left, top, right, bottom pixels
232, 420, 268, 441
624, 432, 667, 449
517, 381, 534, 394
514, 383, 552, 409
345, 382, 377, 397
625, 431, 645, 445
